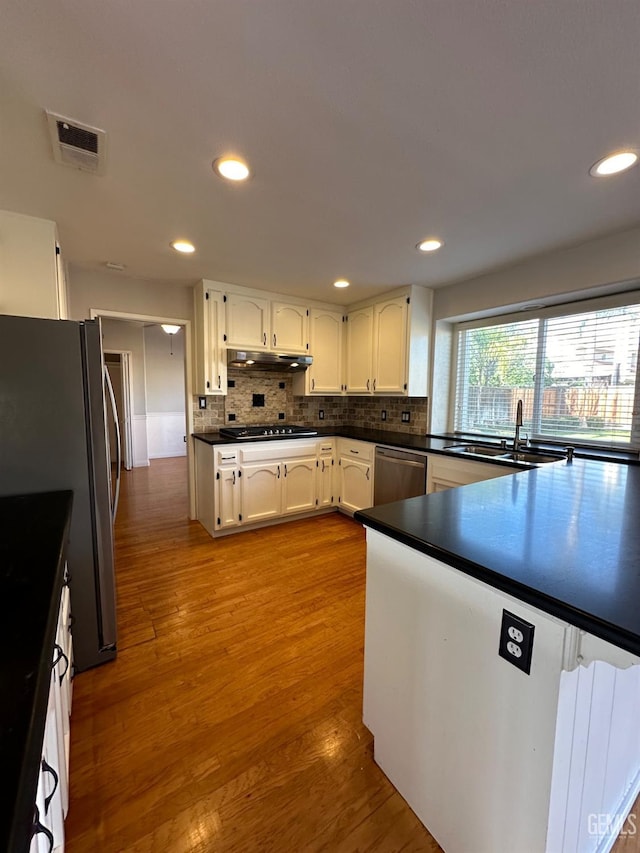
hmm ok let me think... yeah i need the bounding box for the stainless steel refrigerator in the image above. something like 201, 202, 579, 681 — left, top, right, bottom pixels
0, 314, 118, 671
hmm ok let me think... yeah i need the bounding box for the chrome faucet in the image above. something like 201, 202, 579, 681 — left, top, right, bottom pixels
513, 398, 524, 453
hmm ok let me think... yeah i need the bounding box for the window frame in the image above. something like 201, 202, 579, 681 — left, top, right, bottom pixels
451, 290, 640, 451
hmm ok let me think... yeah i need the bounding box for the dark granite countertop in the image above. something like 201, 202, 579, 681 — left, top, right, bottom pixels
193, 426, 639, 467
355, 460, 640, 657
1, 491, 72, 853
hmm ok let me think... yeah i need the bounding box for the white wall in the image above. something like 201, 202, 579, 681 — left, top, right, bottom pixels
433, 225, 640, 322
68, 266, 194, 323
144, 325, 185, 412
144, 324, 186, 458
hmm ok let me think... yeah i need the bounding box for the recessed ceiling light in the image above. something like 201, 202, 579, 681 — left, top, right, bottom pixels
333, 279, 350, 288
417, 238, 443, 253
105, 261, 126, 271
171, 240, 196, 254
213, 157, 251, 181
589, 150, 638, 177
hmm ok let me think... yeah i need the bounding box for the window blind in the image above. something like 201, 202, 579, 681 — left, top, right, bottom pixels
455, 303, 640, 448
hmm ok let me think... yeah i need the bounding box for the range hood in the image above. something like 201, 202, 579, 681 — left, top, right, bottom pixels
227, 350, 313, 371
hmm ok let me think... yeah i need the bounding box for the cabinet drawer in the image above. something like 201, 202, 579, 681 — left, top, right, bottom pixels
317, 440, 335, 456
338, 439, 373, 462
240, 439, 318, 463
216, 448, 239, 466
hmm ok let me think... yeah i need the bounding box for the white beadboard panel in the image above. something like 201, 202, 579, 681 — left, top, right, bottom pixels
546, 660, 640, 853
132, 414, 149, 467
147, 412, 186, 459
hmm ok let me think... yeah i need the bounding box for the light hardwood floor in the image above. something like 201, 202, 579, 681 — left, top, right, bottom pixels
65, 458, 441, 852
65, 457, 639, 852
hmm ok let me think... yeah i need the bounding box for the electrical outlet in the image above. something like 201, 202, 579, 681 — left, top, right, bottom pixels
401, 411, 410, 423
499, 610, 534, 674
318, 409, 325, 420
198, 396, 207, 410
381, 410, 387, 421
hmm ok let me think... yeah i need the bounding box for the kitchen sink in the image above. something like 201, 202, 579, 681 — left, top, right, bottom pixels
444, 444, 510, 458
503, 451, 563, 464
444, 444, 564, 464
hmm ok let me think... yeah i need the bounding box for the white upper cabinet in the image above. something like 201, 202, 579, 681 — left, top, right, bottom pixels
303, 308, 344, 395
271, 301, 308, 353
345, 306, 374, 393
225, 292, 270, 349
373, 295, 408, 393
0, 210, 68, 320
194, 281, 227, 395
345, 286, 433, 397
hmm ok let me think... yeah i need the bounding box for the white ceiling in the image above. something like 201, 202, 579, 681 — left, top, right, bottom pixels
1, 0, 639, 305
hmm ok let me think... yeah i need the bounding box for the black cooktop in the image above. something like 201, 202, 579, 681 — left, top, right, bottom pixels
219, 424, 319, 440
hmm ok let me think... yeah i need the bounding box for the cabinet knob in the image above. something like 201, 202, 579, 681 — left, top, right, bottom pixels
263, 332, 267, 345
273, 333, 277, 347
366, 379, 370, 390
311, 378, 315, 390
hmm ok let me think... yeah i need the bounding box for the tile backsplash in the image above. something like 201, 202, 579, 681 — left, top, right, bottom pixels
192, 369, 428, 434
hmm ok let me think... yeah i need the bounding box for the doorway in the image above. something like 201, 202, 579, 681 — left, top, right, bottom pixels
91, 308, 196, 519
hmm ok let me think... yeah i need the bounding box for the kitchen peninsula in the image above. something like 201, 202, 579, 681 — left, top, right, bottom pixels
355, 459, 640, 852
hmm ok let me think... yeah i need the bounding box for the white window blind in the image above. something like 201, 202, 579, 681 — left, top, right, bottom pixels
455, 302, 640, 448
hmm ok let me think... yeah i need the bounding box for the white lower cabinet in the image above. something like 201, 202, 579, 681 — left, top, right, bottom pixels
338, 439, 374, 513
31, 574, 73, 853
196, 437, 340, 536
240, 461, 282, 523
426, 453, 514, 493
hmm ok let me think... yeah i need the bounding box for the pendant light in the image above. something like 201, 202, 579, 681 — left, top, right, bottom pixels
161, 324, 181, 356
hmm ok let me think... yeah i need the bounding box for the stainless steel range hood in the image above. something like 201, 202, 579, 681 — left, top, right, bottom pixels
227, 350, 313, 371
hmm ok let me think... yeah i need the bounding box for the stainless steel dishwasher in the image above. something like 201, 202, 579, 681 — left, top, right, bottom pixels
373, 446, 427, 505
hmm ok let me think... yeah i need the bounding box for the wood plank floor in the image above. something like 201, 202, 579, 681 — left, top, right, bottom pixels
65, 457, 639, 852
65, 458, 441, 852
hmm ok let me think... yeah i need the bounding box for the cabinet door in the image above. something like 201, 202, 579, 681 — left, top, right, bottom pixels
240, 461, 282, 522
225, 293, 270, 349
216, 467, 241, 528
0, 211, 63, 320
339, 456, 373, 513
373, 296, 408, 394
272, 302, 308, 353
194, 284, 226, 395
282, 457, 317, 514
317, 450, 335, 508
345, 307, 373, 393
308, 309, 343, 394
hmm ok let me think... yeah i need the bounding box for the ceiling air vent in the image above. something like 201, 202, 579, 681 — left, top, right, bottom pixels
46, 110, 107, 175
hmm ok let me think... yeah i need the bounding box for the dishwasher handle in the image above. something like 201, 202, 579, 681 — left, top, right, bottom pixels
375, 447, 426, 468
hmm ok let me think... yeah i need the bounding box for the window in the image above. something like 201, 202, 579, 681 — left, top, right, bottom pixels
454, 298, 640, 449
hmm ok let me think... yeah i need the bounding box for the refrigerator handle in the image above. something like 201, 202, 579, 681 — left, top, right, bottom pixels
104, 364, 121, 522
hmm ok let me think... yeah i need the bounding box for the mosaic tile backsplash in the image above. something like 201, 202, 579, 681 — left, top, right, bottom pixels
192, 369, 428, 435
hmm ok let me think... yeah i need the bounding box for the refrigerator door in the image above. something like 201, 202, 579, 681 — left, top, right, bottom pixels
0, 314, 117, 670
